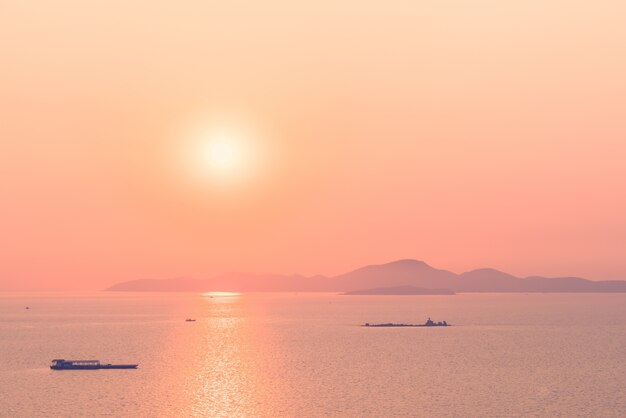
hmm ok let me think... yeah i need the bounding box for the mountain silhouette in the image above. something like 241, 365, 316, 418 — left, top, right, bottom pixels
343, 285, 455, 295
329, 259, 457, 291
107, 259, 626, 293
107, 273, 331, 292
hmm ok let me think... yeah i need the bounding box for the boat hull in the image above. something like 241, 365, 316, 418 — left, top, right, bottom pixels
51, 364, 138, 370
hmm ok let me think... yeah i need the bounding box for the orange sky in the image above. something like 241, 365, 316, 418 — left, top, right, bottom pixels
1, 1, 625, 290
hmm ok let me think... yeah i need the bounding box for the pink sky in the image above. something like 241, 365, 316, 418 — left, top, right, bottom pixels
1, 1, 625, 290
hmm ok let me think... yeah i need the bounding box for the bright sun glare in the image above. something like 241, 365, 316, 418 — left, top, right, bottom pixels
181, 118, 265, 188
203, 136, 241, 174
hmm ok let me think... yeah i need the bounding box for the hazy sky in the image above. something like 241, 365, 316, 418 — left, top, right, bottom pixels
1, 1, 625, 290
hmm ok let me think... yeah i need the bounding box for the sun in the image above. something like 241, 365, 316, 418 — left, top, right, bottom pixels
178, 118, 266, 189
202, 135, 242, 174
173, 112, 272, 192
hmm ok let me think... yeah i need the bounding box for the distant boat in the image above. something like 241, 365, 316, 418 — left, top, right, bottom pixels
185, 318, 196, 322
363, 318, 450, 327
25, 307, 30, 310
50, 359, 138, 370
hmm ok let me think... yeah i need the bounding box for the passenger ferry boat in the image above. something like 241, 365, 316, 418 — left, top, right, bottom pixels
50, 359, 138, 370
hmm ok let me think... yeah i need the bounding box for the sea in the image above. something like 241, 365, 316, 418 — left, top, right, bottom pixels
1, 292, 625, 417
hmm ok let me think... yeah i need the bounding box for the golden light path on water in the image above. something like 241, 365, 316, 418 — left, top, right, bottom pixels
192, 294, 246, 417
168, 292, 289, 417
201, 292, 241, 298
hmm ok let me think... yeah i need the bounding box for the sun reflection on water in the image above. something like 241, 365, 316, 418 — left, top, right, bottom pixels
201, 292, 241, 298
152, 293, 290, 417
182, 293, 278, 417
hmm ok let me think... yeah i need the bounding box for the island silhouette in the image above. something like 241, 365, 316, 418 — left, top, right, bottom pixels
343, 285, 455, 295
107, 259, 626, 293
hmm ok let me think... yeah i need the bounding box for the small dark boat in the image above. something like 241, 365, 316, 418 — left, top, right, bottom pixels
50, 359, 138, 370
185, 318, 196, 322
363, 318, 450, 327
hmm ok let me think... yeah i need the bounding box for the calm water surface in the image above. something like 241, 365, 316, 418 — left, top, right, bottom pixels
1, 292, 625, 417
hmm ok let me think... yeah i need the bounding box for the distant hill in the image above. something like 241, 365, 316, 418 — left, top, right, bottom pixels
343, 285, 455, 295
107, 273, 333, 293
330, 259, 457, 292
107, 259, 626, 293
107, 277, 208, 292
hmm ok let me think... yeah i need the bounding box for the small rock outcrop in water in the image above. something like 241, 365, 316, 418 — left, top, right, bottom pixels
343, 285, 455, 295
363, 318, 450, 327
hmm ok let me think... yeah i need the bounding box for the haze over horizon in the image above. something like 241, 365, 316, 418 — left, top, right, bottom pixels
107, 258, 626, 294
2, 1, 626, 291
